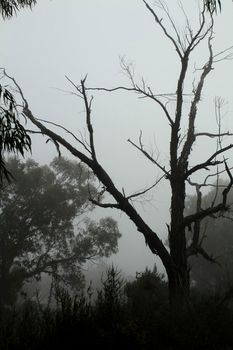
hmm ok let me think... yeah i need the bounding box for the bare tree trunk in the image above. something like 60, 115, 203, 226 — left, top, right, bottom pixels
168, 268, 190, 310
167, 173, 190, 309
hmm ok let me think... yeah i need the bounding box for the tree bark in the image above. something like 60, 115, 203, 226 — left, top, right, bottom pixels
168, 171, 190, 309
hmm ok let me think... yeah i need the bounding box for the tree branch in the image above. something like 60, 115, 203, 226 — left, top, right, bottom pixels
80, 77, 97, 161
186, 144, 233, 177
179, 28, 214, 169
187, 244, 219, 265
184, 162, 233, 228
195, 132, 233, 138
86, 83, 174, 126
36, 117, 92, 154
142, 0, 183, 59
126, 173, 166, 200
128, 136, 170, 179
89, 199, 120, 209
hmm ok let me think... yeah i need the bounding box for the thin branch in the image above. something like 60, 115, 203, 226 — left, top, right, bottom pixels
195, 132, 233, 138
203, 166, 233, 186
142, 0, 183, 59
186, 144, 233, 177
179, 28, 214, 169
187, 244, 219, 264
186, 7, 213, 54
213, 45, 233, 63
46, 137, 61, 157
126, 173, 166, 200
24, 250, 83, 279
80, 77, 97, 161
128, 137, 170, 179
187, 165, 233, 189
157, 0, 185, 53
36, 118, 92, 154
185, 183, 219, 265
184, 162, 233, 228
87, 84, 174, 125
89, 199, 120, 209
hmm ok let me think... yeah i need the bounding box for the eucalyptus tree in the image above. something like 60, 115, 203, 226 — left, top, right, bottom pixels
0, 0, 36, 18
0, 0, 37, 182
0, 157, 121, 306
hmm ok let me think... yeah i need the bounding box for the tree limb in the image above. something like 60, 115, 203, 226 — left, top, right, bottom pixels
89, 199, 120, 209
186, 144, 233, 177
142, 0, 183, 59
128, 137, 170, 178
179, 27, 214, 169
126, 174, 166, 200
86, 84, 174, 126
195, 132, 233, 138
184, 162, 233, 228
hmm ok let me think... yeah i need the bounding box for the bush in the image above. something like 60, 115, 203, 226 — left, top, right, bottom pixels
2, 266, 233, 349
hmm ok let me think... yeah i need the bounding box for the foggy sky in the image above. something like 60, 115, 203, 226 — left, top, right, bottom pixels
1, 0, 233, 276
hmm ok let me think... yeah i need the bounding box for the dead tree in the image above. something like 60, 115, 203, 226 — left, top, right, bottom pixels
3, 1, 233, 309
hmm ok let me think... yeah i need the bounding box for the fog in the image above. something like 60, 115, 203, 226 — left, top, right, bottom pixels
1, 0, 233, 277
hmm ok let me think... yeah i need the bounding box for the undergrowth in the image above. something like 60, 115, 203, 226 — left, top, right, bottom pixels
1, 266, 233, 350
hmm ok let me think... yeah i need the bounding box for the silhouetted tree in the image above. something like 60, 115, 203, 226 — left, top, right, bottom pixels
3, 1, 233, 310
0, 157, 121, 306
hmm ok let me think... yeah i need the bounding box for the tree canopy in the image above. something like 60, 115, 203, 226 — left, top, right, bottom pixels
0, 157, 121, 305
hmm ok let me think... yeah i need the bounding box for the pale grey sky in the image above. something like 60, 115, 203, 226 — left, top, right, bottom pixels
1, 0, 233, 275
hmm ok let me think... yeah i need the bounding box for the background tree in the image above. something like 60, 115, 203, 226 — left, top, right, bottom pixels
0, 156, 121, 306
186, 183, 233, 292
3, 1, 233, 309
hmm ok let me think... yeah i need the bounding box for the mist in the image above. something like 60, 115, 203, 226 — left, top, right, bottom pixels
1, 0, 233, 348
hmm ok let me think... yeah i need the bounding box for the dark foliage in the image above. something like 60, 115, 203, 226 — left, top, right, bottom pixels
125, 266, 168, 322
0, 84, 31, 183
2, 266, 233, 349
0, 0, 36, 18
0, 0, 36, 181
205, 0, 222, 12
0, 157, 121, 307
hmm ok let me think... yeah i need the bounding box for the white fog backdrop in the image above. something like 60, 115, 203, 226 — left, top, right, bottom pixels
1, 0, 233, 276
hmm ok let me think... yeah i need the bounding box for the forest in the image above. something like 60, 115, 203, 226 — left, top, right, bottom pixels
1, 0, 233, 349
